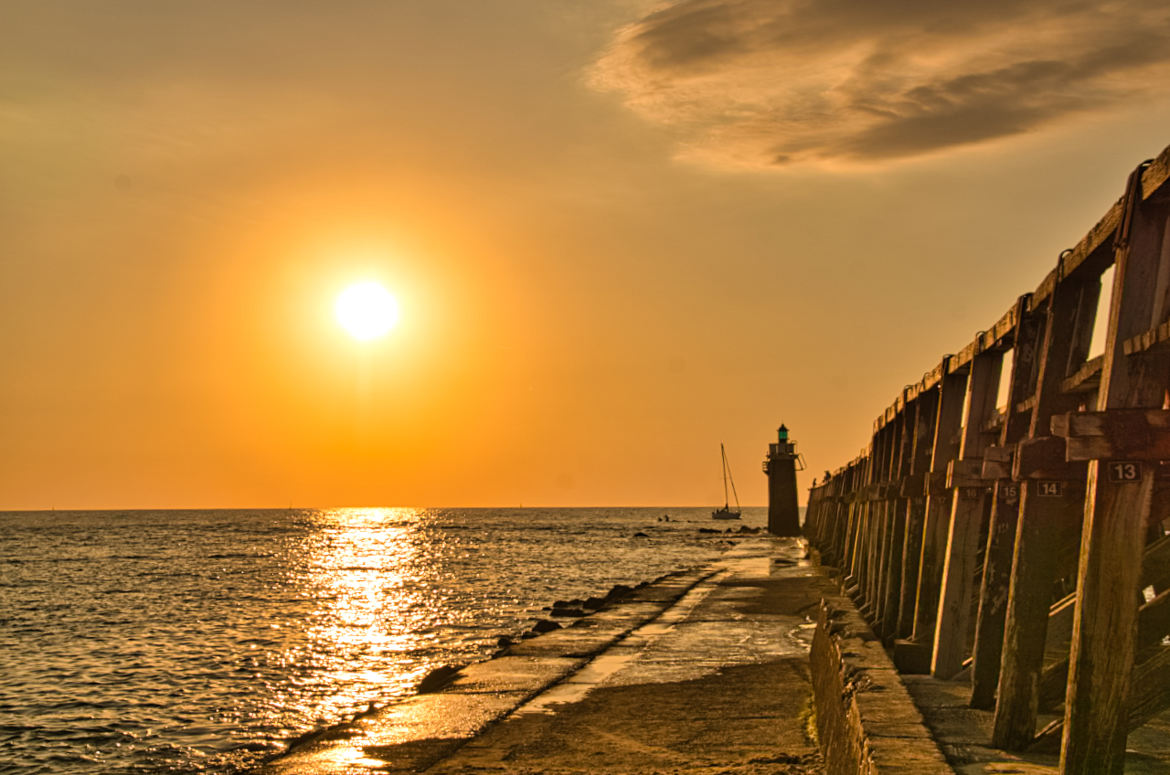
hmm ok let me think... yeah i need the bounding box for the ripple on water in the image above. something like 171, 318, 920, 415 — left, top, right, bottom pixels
0, 506, 769, 774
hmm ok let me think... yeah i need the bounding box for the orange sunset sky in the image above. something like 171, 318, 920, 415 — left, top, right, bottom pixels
5, 1, 1170, 509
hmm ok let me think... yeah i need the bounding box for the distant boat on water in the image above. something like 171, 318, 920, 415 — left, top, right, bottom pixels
712, 442, 742, 520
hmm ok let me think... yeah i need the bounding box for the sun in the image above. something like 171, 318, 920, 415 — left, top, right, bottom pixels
335, 281, 399, 341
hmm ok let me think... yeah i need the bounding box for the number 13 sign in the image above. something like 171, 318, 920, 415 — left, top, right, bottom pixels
1107, 461, 1141, 482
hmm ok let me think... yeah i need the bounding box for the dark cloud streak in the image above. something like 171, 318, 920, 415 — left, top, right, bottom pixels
591, 0, 1170, 167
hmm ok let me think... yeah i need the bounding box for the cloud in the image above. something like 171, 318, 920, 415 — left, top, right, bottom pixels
590, 0, 1170, 168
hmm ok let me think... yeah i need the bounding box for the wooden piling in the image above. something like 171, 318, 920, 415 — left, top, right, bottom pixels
1059, 168, 1170, 775
801, 143, 1170, 774
932, 349, 1002, 679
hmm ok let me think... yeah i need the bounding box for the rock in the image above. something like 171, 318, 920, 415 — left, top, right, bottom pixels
633, 531, 649, 538
353, 701, 380, 719
698, 527, 720, 534
604, 583, 634, 601
417, 664, 462, 693
552, 598, 584, 610
531, 619, 561, 634
550, 607, 586, 618
582, 596, 606, 610
496, 635, 515, 648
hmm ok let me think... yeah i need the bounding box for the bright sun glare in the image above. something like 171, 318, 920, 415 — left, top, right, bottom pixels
335, 281, 399, 341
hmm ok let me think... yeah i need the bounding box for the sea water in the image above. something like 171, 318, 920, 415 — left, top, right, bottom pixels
0, 507, 766, 774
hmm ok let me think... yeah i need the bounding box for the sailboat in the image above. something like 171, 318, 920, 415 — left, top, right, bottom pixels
712, 443, 742, 520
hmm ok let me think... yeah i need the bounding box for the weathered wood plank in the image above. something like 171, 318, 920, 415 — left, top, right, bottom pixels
933, 349, 1002, 679
1033, 532, 1170, 714
971, 479, 1021, 709
1059, 355, 1104, 395
995, 480, 1085, 747
864, 144, 1170, 466
1053, 408, 1170, 460
912, 367, 967, 649
879, 400, 915, 638
1122, 318, 1170, 356
1061, 166, 1170, 775
1127, 644, 1170, 730
1144, 533, 1170, 592
898, 389, 940, 640
972, 296, 1045, 709
1136, 587, 1170, 660
993, 262, 1101, 749
1035, 644, 1170, 752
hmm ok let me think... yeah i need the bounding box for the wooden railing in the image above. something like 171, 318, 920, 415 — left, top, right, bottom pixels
803, 142, 1170, 775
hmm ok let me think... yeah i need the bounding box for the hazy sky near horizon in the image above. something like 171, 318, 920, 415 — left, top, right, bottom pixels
5, 1, 1170, 509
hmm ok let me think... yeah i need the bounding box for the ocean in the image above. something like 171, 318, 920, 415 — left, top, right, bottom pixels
0, 507, 768, 774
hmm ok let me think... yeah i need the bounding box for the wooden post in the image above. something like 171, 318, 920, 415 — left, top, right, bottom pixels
827, 464, 854, 565
911, 365, 967, 649
971, 296, 1045, 708
898, 388, 938, 639
1061, 169, 1170, 775
844, 458, 866, 569
933, 347, 1002, 679
880, 396, 915, 637
993, 268, 1101, 748
879, 403, 911, 636
864, 427, 893, 618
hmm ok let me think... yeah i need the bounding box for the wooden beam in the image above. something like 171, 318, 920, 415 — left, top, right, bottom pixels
1037, 537, 1170, 712
911, 365, 967, 649
1060, 166, 1170, 775
879, 399, 916, 638
994, 268, 1101, 749
1144, 534, 1170, 592
1060, 355, 1104, 395
1052, 408, 1170, 460
1035, 645, 1170, 753
1136, 587, 1170, 661
973, 297, 1045, 709
932, 349, 1002, 679
1122, 318, 1170, 356
898, 388, 940, 640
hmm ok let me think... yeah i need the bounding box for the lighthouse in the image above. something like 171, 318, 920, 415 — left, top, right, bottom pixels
763, 424, 801, 536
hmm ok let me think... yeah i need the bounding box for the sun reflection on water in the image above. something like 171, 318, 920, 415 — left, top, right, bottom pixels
287, 507, 441, 724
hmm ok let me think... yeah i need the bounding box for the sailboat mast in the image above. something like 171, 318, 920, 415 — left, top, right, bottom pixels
728, 454, 740, 511
720, 443, 730, 508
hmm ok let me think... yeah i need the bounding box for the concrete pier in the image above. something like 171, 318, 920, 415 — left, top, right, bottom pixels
254, 538, 845, 775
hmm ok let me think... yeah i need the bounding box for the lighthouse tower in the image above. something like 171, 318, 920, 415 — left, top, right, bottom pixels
763, 424, 801, 536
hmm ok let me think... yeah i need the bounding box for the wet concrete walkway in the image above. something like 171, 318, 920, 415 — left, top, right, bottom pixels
255, 537, 835, 775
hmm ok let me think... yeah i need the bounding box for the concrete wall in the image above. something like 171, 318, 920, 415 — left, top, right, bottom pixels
809, 597, 953, 774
